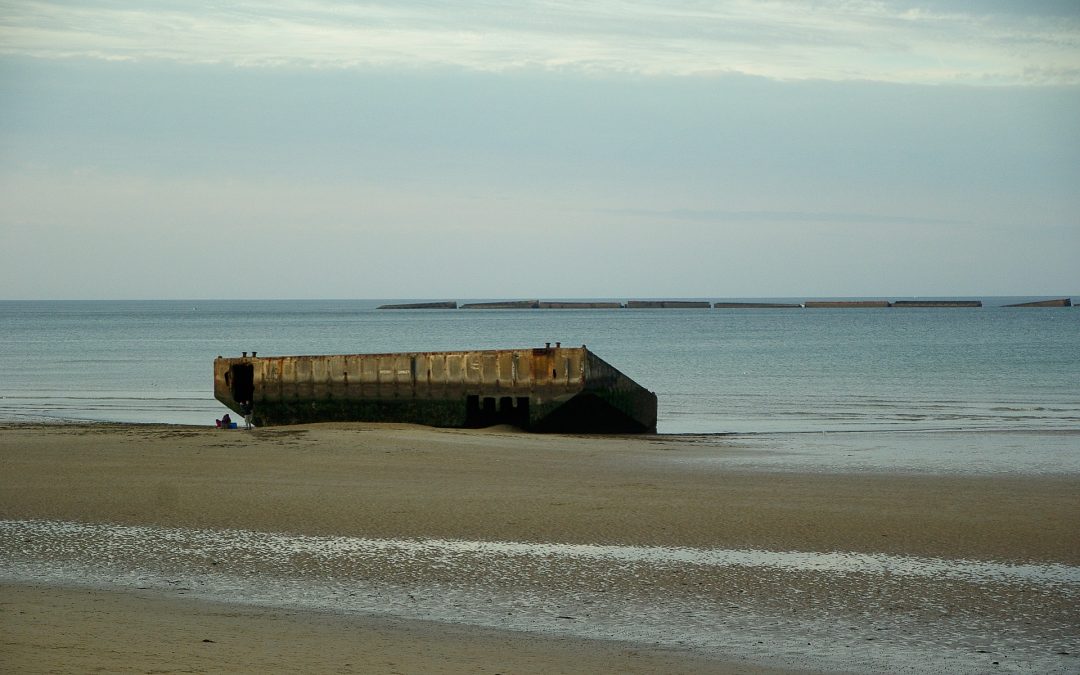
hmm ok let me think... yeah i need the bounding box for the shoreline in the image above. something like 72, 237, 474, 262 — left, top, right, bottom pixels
5, 420, 1078, 478
6, 418, 1080, 436
2, 423, 1078, 672
5, 404, 1080, 439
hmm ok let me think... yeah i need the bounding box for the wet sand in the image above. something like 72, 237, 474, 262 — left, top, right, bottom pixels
3, 584, 753, 674
1, 423, 1078, 672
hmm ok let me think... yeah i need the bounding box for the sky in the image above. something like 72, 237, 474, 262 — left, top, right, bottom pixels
1, 0, 1078, 300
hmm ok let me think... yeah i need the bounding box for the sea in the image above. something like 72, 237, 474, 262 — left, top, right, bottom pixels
2, 298, 1078, 473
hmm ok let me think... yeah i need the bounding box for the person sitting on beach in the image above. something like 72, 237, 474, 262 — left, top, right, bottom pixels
218, 413, 232, 429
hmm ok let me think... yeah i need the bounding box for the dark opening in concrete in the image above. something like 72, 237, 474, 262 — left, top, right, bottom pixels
466, 394, 480, 424
229, 364, 254, 403
465, 394, 530, 428
515, 396, 530, 427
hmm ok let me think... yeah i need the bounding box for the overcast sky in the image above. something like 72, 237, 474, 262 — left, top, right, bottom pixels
2, 0, 1078, 299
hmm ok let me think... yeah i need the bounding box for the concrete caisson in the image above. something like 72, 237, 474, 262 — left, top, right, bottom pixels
214, 346, 657, 433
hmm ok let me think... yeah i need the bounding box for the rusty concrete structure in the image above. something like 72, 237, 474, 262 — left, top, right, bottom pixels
214, 346, 657, 433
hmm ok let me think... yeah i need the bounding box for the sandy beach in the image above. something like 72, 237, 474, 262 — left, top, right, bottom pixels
2, 423, 1078, 673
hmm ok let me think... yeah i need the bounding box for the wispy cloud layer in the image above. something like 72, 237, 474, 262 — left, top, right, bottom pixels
2, 1, 1078, 84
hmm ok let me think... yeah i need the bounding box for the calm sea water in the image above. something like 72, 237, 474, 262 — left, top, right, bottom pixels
2, 299, 1078, 444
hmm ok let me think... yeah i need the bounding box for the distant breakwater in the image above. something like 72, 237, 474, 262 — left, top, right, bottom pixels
378, 298, 1073, 310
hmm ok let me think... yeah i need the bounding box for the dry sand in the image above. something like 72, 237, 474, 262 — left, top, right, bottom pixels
2, 423, 1078, 673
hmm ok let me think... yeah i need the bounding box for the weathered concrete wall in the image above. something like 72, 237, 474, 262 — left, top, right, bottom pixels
214, 347, 656, 433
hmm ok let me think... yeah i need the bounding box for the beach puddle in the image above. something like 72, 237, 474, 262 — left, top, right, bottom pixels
2, 519, 1077, 673
673, 429, 1080, 475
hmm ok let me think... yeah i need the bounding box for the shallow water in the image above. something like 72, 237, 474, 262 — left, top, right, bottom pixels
3, 519, 1077, 673
686, 429, 1080, 475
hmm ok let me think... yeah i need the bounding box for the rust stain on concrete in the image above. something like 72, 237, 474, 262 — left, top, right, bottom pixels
215, 346, 657, 433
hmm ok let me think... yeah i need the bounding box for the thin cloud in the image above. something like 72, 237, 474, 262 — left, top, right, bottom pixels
1, 0, 1077, 84
608, 207, 976, 228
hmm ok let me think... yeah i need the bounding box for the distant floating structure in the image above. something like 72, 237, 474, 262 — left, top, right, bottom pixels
538, 301, 624, 309
891, 300, 982, 308
377, 301, 458, 310
461, 300, 540, 310
214, 345, 657, 433
373, 297, 1073, 311
1003, 298, 1072, 308
713, 302, 802, 309
626, 300, 711, 309
804, 300, 891, 309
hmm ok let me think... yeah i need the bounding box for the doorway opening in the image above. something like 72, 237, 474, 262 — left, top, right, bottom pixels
229, 363, 254, 403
